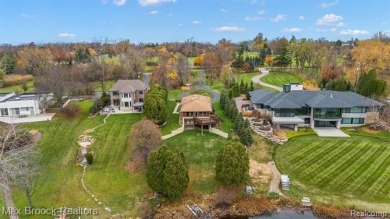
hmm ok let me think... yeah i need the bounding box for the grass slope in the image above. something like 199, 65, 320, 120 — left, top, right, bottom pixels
260, 72, 302, 87
275, 135, 390, 211
5, 100, 146, 218
163, 131, 226, 194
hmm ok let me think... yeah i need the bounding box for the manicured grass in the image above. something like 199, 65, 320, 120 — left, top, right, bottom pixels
275, 135, 390, 211
163, 131, 226, 193
212, 102, 232, 136
0, 80, 35, 93
8, 100, 146, 218
260, 72, 302, 87
160, 101, 181, 135
168, 89, 185, 101
285, 128, 316, 139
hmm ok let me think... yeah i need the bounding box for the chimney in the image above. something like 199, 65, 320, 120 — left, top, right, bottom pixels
143, 72, 151, 89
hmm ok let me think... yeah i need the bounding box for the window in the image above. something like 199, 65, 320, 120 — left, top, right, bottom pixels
344, 107, 366, 113
314, 108, 341, 119
274, 109, 295, 117
11, 108, 20, 115
342, 118, 364, 124
139, 98, 144, 102
124, 102, 129, 107
123, 93, 129, 98
304, 118, 310, 124
113, 92, 119, 96
139, 91, 143, 94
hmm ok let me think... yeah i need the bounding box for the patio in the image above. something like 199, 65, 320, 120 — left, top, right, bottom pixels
0, 113, 56, 124
313, 128, 350, 137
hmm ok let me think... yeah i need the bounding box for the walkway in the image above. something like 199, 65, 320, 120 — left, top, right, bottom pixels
313, 128, 350, 137
267, 161, 284, 196
79, 114, 112, 214
179, 69, 220, 103
251, 68, 283, 91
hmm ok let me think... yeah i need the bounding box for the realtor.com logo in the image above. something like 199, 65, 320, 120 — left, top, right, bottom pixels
351, 210, 388, 218
1, 207, 99, 216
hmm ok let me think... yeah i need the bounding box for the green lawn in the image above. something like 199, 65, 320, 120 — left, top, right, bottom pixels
92, 80, 116, 92
260, 72, 302, 87
275, 135, 390, 212
3, 100, 147, 218
212, 102, 232, 136
0, 80, 35, 93
163, 131, 226, 193
160, 101, 181, 135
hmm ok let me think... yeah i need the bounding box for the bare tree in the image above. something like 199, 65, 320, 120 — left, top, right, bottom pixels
0, 125, 39, 219
176, 53, 190, 85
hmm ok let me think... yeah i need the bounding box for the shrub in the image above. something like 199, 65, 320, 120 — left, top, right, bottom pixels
61, 103, 81, 118
85, 152, 94, 165
4, 74, 33, 86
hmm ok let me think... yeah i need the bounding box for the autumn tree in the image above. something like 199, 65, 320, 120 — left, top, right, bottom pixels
130, 119, 162, 166
35, 64, 68, 103
272, 37, 291, 67
16, 45, 52, 75
215, 141, 249, 186
146, 147, 189, 200
352, 39, 390, 73
265, 55, 274, 67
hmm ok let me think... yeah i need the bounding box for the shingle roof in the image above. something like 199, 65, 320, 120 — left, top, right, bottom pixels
306, 94, 352, 108
109, 80, 146, 93
250, 89, 384, 109
180, 95, 212, 112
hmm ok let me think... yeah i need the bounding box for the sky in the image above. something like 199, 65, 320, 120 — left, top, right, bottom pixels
0, 0, 389, 45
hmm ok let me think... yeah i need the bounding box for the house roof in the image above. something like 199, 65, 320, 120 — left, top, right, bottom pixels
109, 80, 146, 93
250, 89, 384, 109
180, 95, 212, 112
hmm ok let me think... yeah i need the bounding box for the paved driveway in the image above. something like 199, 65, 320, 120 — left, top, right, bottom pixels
179, 69, 220, 103
313, 128, 350, 137
251, 68, 283, 91
0, 113, 56, 124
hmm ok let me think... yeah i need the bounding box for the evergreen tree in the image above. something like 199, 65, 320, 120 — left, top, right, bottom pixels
240, 128, 253, 147
215, 141, 250, 186
233, 114, 244, 134
146, 147, 189, 200
239, 80, 245, 94
356, 70, 387, 99
250, 81, 255, 91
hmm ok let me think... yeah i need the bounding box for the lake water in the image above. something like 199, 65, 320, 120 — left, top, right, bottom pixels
250, 210, 318, 219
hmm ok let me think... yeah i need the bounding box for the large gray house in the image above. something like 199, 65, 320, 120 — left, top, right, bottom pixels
249, 84, 383, 131
109, 80, 148, 111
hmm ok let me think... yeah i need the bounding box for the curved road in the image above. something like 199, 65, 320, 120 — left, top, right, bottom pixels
179, 69, 220, 103
251, 68, 283, 91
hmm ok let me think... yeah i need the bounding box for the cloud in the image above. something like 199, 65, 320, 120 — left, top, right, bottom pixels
192, 20, 201, 25
149, 10, 159, 15
113, 0, 127, 6
321, 0, 338, 8
20, 13, 37, 18
213, 26, 245, 32
58, 33, 76, 38
316, 14, 343, 26
339, 29, 369, 36
270, 14, 286, 22
221, 9, 229, 13
245, 16, 262, 21
257, 10, 265, 15
282, 28, 302, 33
138, 0, 176, 6
316, 28, 336, 32
299, 15, 304, 20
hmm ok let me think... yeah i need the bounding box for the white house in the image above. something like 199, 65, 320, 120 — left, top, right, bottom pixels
0, 92, 53, 117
